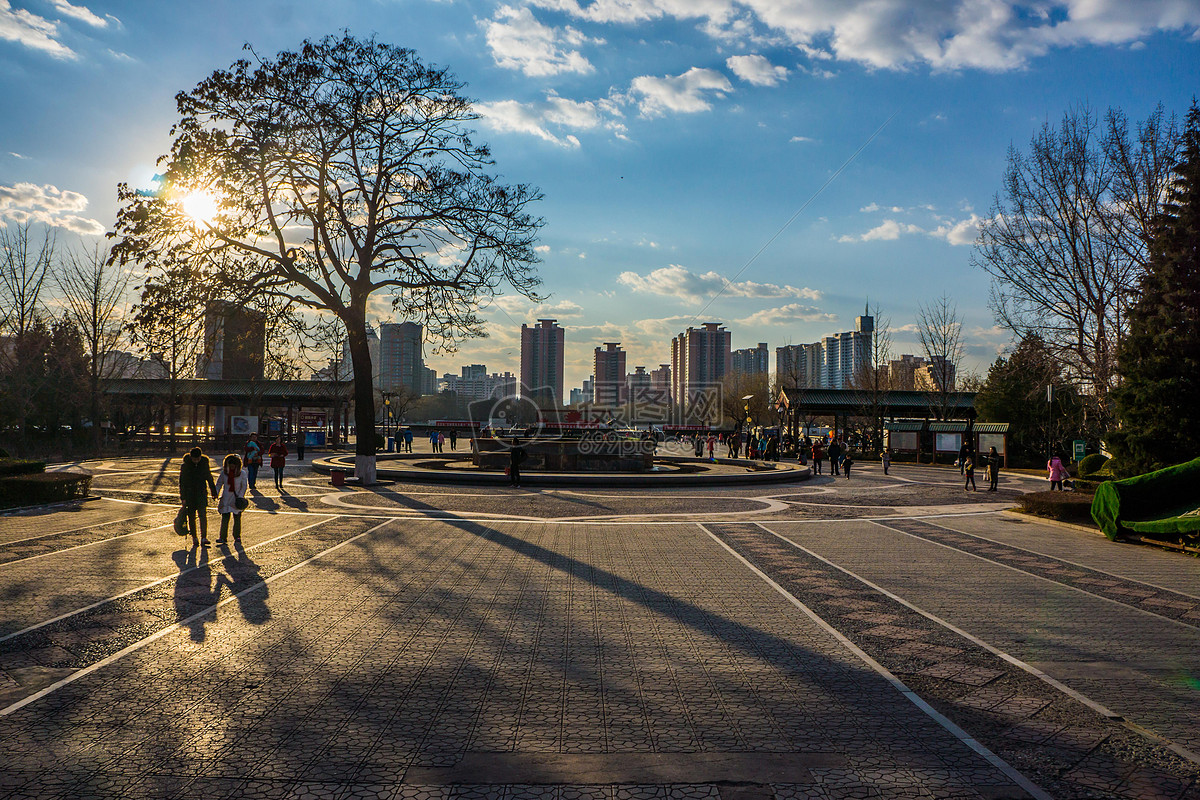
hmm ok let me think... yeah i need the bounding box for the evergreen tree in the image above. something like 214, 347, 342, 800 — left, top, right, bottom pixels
1109, 103, 1200, 477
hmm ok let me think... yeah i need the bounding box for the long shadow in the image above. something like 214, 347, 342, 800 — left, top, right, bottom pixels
215, 541, 271, 625
171, 546, 217, 642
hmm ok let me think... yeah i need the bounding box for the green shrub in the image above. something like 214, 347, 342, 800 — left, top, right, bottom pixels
0, 472, 92, 508
1078, 453, 1109, 476
1016, 490, 1097, 525
0, 458, 46, 477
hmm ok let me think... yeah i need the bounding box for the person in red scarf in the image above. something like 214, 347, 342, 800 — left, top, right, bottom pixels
215, 453, 249, 544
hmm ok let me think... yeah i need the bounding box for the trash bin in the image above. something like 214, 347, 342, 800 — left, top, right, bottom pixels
331, 468, 346, 486
387, 436, 395, 452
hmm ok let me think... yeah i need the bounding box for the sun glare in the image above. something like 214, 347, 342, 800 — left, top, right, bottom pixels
179, 190, 220, 225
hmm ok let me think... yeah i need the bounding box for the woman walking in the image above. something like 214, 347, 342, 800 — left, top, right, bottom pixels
880, 447, 892, 476
243, 433, 263, 491
215, 453, 249, 545
267, 435, 289, 492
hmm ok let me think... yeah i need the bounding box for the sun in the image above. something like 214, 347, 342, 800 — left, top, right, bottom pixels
179, 190, 220, 225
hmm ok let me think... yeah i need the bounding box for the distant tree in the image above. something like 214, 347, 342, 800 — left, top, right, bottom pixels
974, 105, 1181, 429
109, 34, 543, 482
1108, 104, 1200, 477
975, 333, 1083, 466
720, 371, 770, 433
915, 294, 965, 420
0, 222, 55, 337
55, 243, 131, 452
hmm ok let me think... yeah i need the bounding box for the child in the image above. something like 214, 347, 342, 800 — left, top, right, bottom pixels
964, 456, 977, 491
215, 453, 248, 544
842, 453, 854, 479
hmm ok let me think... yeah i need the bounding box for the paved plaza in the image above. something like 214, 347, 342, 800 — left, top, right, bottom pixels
1, 454, 1198, 799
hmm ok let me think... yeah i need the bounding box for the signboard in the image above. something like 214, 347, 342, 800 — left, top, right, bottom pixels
303, 430, 326, 447
888, 431, 918, 451
935, 433, 961, 453
230, 416, 258, 436
298, 412, 326, 428
1073, 439, 1086, 461
979, 433, 1006, 455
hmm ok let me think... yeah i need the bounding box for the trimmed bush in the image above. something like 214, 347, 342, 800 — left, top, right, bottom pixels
1016, 491, 1097, 525
0, 472, 92, 508
0, 458, 46, 477
1078, 453, 1109, 476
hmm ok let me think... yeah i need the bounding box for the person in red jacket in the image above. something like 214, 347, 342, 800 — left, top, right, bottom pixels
267, 435, 289, 492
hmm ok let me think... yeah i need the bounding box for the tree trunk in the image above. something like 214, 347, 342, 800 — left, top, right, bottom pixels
344, 307, 377, 484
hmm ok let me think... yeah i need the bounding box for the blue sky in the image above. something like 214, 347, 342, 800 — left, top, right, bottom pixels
2, 0, 1198, 391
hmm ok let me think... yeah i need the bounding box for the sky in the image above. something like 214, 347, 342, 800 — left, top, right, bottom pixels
1, 0, 1198, 393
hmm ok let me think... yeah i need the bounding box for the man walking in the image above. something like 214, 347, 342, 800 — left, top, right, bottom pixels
509, 438, 527, 488
180, 447, 217, 547
243, 432, 263, 490
828, 438, 842, 476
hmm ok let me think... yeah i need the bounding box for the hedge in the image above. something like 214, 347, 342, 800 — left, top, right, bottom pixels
1016, 491, 1097, 525
0, 458, 46, 477
1077, 453, 1109, 477
0, 472, 92, 508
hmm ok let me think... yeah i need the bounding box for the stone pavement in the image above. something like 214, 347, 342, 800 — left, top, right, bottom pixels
0, 456, 1196, 799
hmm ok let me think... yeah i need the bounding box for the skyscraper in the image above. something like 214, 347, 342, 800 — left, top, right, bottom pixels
593, 342, 627, 407
379, 322, 425, 394
198, 301, 266, 380
671, 322, 731, 416
776, 343, 822, 388
520, 318, 565, 406
731, 342, 769, 376
775, 313, 874, 390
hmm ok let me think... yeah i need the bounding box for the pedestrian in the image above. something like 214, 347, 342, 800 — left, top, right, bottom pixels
880, 447, 892, 476
812, 439, 824, 475
964, 455, 977, 491
449, 429, 458, 451
430, 429, 440, 453
509, 438, 527, 488
842, 452, 854, 479
268, 435, 288, 491
1047, 453, 1068, 491
403, 427, 413, 453
694, 435, 704, 457
766, 435, 779, 461
958, 443, 969, 475
828, 438, 842, 476
243, 432, 263, 491
214, 453, 248, 545
707, 435, 715, 460
179, 446, 218, 547
296, 431, 305, 462
986, 446, 1000, 492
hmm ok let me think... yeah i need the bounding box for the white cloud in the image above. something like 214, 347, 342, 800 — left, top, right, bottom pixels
477, 93, 612, 148
726, 54, 788, 86
789, 135, 814, 143
48, 0, 107, 28
617, 264, 821, 302
838, 219, 922, 242
487, 296, 585, 323
531, 0, 1200, 71
0, 182, 104, 235
0, 0, 74, 58
929, 213, 983, 246
630, 67, 732, 117
737, 303, 837, 327
483, 5, 596, 76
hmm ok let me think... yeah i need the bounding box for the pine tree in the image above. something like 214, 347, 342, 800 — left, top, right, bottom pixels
1109, 103, 1200, 477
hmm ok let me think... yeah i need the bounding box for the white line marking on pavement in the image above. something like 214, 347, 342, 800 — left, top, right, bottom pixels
757, 521, 1200, 767
863, 518, 1200, 632
0, 518, 394, 717
697, 522, 1053, 800
0, 523, 175, 567
0, 515, 340, 643
919, 516, 1200, 601
0, 508, 169, 547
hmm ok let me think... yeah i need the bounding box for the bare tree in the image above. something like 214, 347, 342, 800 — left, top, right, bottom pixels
974, 104, 1180, 429
55, 243, 131, 452
110, 35, 543, 483
0, 222, 56, 336
915, 294, 965, 421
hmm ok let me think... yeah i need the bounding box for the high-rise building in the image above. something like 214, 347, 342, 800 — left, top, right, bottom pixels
520, 318, 565, 406
379, 322, 425, 394
915, 356, 956, 392
593, 342, 627, 407
198, 301, 266, 380
441, 366, 517, 401
671, 322, 731, 415
886, 354, 927, 390
776, 343, 822, 388
649, 364, 671, 400
732, 342, 769, 376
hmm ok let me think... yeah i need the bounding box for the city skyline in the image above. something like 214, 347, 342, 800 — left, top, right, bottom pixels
1, 2, 1197, 392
